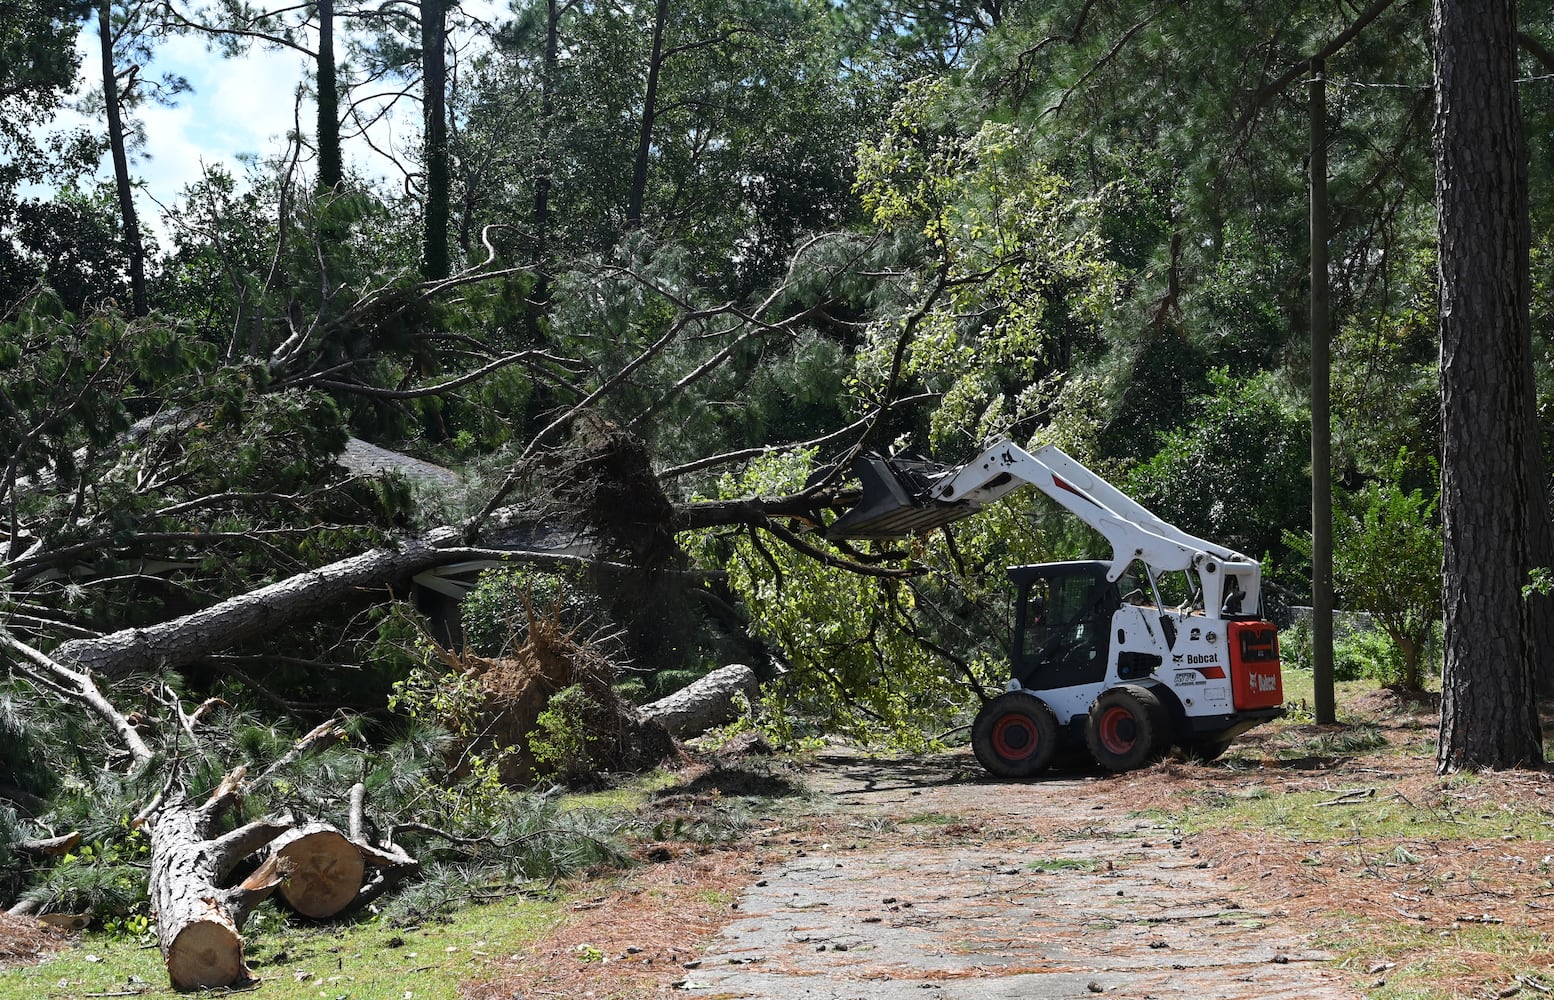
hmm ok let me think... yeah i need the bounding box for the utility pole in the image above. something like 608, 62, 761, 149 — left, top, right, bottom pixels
1310, 56, 1336, 724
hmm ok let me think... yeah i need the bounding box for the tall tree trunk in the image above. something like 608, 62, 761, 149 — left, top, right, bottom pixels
529, 0, 560, 319
626, 0, 668, 230
421, 0, 450, 279
97, 0, 148, 317
1433, 0, 1544, 771
1308, 57, 1336, 725
316, 0, 341, 191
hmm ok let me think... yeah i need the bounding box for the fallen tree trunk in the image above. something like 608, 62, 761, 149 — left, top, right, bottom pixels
42, 485, 861, 685
639, 664, 759, 738
264, 785, 422, 921
145, 774, 292, 990
52, 530, 468, 680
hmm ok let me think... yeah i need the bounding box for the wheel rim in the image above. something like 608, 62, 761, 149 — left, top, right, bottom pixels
991, 714, 1038, 762
1097, 705, 1138, 755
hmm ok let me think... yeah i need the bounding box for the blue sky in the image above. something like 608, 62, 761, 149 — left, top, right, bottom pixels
130, 33, 311, 207
45, 4, 505, 240
55, 21, 408, 235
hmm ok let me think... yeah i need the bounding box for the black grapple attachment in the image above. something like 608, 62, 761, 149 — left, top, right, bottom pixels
812, 451, 982, 540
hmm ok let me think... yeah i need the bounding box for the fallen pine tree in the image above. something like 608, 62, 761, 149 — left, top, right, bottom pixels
0, 427, 882, 987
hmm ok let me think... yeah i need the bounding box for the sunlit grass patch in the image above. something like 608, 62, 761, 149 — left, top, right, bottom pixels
1167, 778, 1554, 842
1322, 916, 1554, 1000
563, 768, 682, 812
0, 894, 564, 1000
1024, 857, 1101, 873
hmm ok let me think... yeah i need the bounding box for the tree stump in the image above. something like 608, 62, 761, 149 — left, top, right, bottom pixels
269, 824, 365, 918
147, 802, 289, 990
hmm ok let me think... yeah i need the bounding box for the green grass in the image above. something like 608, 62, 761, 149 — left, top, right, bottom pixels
1276, 668, 1426, 723
898, 811, 962, 826
0, 894, 564, 999
1023, 857, 1100, 873
561, 768, 681, 813
1168, 775, 1554, 842
1319, 917, 1554, 1000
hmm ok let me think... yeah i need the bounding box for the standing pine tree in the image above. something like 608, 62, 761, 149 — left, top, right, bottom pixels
420, 0, 449, 279
1433, 0, 1547, 771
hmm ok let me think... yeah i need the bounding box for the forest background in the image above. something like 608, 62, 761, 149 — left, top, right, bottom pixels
2, 0, 1554, 977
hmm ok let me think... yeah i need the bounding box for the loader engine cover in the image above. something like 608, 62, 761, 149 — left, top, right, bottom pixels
1227, 621, 1283, 710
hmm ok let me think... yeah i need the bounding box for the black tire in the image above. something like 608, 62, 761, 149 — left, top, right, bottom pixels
1179, 739, 1232, 763
1085, 687, 1171, 772
972, 692, 1059, 779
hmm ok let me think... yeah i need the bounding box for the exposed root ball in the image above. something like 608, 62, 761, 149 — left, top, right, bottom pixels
442, 608, 675, 786
531, 419, 677, 571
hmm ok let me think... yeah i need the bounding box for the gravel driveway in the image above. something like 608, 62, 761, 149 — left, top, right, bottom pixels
681, 751, 1357, 1000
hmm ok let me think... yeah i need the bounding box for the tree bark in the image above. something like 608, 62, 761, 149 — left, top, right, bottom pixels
626, 0, 669, 229
639, 663, 758, 738
316, 0, 341, 191
526, 0, 562, 331
97, 0, 148, 317
421, 0, 450, 279
345, 783, 421, 912
1432, 0, 1544, 771
145, 785, 291, 989
51, 529, 469, 679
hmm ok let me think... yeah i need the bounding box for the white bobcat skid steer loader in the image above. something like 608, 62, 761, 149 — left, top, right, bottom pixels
823, 438, 1285, 776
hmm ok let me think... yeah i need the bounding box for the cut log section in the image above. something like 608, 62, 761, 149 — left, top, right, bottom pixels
639, 663, 759, 738
148, 803, 290, 990
269, 824, 366, 918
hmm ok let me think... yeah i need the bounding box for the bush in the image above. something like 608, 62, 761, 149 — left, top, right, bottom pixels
1279, 618, 1313, 671
1126, 369, 1310, 588
528, 684, 604, 784
459, 567, 598, 657
1333, 630, 1405, 683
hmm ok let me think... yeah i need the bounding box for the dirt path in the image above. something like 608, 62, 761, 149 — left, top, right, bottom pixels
681, 751, 1354, 999
473, 749, 1364, 999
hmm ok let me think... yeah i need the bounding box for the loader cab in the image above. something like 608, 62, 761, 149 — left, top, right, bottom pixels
1008, 561, 1121, 690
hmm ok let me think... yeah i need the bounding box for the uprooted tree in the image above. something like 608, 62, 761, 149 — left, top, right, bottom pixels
0, 424, 909, 986
0, 223, 957, 986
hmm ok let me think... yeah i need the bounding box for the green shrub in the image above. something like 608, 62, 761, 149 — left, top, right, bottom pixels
1279, 618, 1313, 671
1333, 629, 1404, 683
529, 684, 604, 784
460, 568, 598, 657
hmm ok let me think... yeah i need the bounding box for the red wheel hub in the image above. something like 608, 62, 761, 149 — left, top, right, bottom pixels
991, 714, 1039, 761
1097, 705, 1138, 754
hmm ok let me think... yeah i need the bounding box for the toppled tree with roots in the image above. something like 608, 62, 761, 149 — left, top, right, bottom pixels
0, 421, 714, 988
428, 598, 677, 787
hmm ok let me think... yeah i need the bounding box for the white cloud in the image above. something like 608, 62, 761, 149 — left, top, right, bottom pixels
135, 34, 308, 207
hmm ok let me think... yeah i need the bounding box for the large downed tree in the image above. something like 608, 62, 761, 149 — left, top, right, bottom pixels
0, 217, 944, 988
0, 420, 883, 987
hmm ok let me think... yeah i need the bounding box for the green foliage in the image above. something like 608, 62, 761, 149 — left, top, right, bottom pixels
460, 568, 596, 658
13, 823, 150, 922
1332, 630, 1411, 685
853, 77, 1118, 450
1127, 369, 1310, 589
528, 684, 603, 784
375, 793, 628, 926
388, 661, 485, 742
1331, 459, 1442, 690
1287, 452, 1442, 689
687, 448, 1054, 748
1330, 246, 1441, 481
